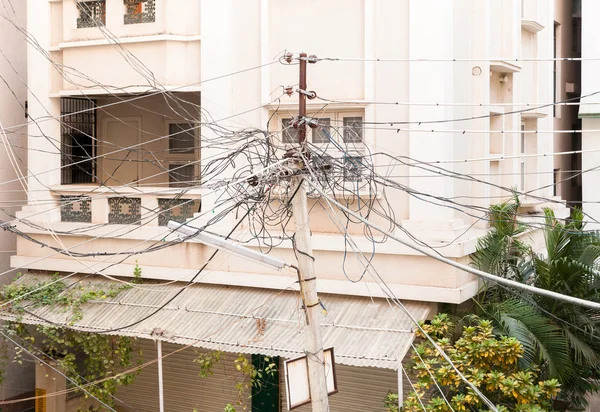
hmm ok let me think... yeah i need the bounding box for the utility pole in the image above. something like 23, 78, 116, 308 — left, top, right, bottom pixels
290, 52, 330, 412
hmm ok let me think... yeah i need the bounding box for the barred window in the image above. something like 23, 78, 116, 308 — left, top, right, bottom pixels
124, 0, 156, 24
77, 1, 106, 28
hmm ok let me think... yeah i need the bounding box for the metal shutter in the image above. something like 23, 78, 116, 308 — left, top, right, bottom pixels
116, 339, 243, 412
279, 362, 399, 412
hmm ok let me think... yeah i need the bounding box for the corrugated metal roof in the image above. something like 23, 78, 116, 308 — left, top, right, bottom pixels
0, 273, 431, 369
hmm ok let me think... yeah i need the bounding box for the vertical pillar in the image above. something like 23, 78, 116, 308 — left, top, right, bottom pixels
157, 340, 165, 412
407, 0, 456, 223
397, 366, 403, 405
402, 0, 467, 242
26, 0, 61, 222
535, 0, 555, 198
35, 361, 66, 412
470, 0, 492, 227
197, 0, 239, 234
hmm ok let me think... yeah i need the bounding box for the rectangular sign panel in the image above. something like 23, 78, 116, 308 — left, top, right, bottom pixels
284, 348, 337, 410
35, 388, 46, 412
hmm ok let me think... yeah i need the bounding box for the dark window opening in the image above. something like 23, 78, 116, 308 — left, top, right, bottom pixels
554, 22, 559, 117
61, 98, 97, 185
169, 123, 196, 154
251, 355, 279, 412
168, 164, 196, 188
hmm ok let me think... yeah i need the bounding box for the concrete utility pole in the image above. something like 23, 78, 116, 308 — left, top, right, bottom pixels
290, 52, 330, 412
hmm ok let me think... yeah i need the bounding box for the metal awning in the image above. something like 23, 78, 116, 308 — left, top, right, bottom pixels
0, 273, 431, 369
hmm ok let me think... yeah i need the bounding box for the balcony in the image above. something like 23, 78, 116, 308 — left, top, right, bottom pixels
56, 185, 201, 228
48, 0, 200, 95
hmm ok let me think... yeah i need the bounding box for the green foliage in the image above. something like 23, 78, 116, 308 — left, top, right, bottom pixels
472, 200, 600, 409
132, 262, 143, 284
194, 352, 277, 411
388, 314, 560, 412
194, 350, 222, 378
1, 273, 131, 324
0, 269, 143, 408
223, 403, 237, 412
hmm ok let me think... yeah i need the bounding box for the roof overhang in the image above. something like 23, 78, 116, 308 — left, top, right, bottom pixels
0, 273, 432, 370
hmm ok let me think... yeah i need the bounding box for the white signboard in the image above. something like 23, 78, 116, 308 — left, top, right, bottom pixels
284, 348, 338, 410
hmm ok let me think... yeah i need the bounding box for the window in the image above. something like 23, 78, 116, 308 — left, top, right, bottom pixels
61, 98, 97, 184
573, 17, 582, 54
554, 22, 560, 117
343, 117, 363, 143
76, 1, 106, 28
312, 118, 331, 144
343, 155, 364, 182
280, 112, 363, 147
169, 123, 196, 154
278, 111, 364, 182
282, 117, 332, 144
167, 122, 198, 187
553, 169, 560, 196
169, 164, 196, 188
282, 118, 299, 144
124, 0, 156, 24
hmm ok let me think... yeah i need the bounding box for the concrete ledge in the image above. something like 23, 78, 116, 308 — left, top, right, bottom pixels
11, 256, 481, 304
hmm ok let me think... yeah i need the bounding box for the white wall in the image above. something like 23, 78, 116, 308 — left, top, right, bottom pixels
0, 0, 33, 402
580, 0, 600, 227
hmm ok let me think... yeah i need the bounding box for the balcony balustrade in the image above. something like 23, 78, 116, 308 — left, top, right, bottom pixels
56, 186, 201, 227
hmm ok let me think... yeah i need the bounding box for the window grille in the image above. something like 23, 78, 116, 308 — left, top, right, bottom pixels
343, 117, 363, 144
169, 164, 196, 188
169, 123, 196, 154
282, 119, 299, 144
124, 0, 156, 24
343, 156, 364, 182
77, 1, 106, 28
61, 98, 97, 184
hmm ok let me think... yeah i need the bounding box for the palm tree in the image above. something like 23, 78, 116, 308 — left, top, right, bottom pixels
472, 202, 600, 409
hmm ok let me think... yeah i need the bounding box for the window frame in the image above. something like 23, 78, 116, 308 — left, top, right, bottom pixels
166, 121, 200, 160
76, 0, 107, 29
165, 121, 199, 188
168, 163, 197, 188
275, 110, 366, 184
278, 110, 364, 148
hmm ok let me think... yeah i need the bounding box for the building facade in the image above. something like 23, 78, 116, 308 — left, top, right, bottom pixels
0, 0, 33, 408
554, 0, 582, 206
1, 1, 567, 411
580, 0, 600, 232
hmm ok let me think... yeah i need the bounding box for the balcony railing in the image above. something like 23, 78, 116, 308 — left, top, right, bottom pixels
56, 186, 201, 227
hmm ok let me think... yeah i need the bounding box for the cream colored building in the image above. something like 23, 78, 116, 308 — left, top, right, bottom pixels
554, 0, 581, 206
0, 0, 33, 407
3, 0, 567, 411
580, 0, 600, 233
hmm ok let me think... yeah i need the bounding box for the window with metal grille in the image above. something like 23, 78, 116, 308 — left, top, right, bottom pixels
281, 119, 299, 144
77, 1, 106, 28
343, 117, 363, 143
169, 123, 196, 154
343, 155, 363, 182
169, 164, 196, 188
124, 0, 156, 24
281, 115, 360, 146
61, 98, 97, 184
